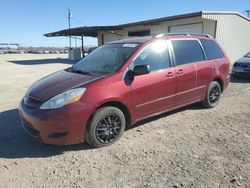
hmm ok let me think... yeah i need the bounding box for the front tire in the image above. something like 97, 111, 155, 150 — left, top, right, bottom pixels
201, 81, 221, 108
86, 106, 126, 148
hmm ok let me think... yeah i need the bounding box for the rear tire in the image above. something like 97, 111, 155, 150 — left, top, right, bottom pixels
86, 106, 126, 148
201, 81, 221, 108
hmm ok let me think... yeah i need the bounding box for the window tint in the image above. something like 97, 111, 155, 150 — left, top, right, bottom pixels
172, 40, 204, 65
200, 39, 224, 60
133, 40, 170, 71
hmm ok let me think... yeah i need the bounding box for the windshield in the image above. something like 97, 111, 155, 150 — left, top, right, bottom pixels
72, 43, 139, 75
244, 52, 250, 58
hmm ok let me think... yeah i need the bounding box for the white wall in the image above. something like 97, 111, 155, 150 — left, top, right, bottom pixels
203, 13, 250, 62
97, 16, 204, 45
97, 13, 250, 62
202, 19, 217, 37
168, 23, 203, 33
97, 31, 123, 46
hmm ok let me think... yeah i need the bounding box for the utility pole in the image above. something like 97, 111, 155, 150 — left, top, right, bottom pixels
244, 10, 250, 18
68, 9, 72, 48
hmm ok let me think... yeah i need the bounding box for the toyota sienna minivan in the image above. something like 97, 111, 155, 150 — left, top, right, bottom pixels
19, 33, 230, 148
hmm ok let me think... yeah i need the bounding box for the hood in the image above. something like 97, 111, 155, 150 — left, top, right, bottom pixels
27, 70, 103, 101
236, 57, 250, 64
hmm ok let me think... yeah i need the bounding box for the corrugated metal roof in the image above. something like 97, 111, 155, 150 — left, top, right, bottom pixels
44, 12, 203, 37
44, 11, 249, 38
44, 26, 122, 37
118, 12, 203, 27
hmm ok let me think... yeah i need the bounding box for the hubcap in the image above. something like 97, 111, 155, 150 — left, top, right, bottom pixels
96, 114, 121, 144
209, 85, 220, 104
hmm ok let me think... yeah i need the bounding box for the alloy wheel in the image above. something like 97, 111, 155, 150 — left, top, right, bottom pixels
95, 114, 122, 144
209, 85, 220, 104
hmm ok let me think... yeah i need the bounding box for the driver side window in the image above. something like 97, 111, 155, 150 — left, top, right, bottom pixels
133, 40, 170, 71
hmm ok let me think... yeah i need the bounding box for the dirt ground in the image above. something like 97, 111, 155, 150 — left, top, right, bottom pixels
0, 54, 249, 188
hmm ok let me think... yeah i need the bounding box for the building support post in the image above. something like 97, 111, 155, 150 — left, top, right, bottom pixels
81, 35, 84, 58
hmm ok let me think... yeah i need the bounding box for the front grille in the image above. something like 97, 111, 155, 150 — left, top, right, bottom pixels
24, 95, 43, 109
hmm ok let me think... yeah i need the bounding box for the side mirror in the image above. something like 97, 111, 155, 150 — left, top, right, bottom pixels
133, 65, 150, 76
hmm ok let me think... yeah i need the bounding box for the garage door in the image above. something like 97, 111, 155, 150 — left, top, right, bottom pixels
169, 23, 203, 34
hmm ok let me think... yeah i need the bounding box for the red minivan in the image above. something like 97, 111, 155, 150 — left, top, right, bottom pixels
19, 34, 230, 148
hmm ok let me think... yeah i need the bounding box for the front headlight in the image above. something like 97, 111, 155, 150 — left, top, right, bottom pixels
40, 88, 86, 110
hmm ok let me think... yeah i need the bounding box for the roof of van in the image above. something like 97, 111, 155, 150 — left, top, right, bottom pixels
107, 34, 213, 45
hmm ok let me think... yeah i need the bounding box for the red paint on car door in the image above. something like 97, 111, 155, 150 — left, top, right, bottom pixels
129, 40, 176, 121
131, 68, 176, 120
175, 63, 197, 106
171, 39, 206, 106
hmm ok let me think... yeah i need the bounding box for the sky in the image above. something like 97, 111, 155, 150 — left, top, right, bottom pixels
0, 0, 249, 47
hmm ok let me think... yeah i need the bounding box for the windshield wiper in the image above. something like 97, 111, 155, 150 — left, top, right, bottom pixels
70, 67, 93, 76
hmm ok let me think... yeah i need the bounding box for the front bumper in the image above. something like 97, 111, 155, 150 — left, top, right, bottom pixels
19, 99, 95, 145
232, 68, 250, 76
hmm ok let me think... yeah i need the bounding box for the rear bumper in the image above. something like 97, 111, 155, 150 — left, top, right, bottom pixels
19, 99, 95, 145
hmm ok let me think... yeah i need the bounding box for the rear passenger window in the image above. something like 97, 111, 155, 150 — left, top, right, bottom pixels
133, 40, 170, 71
200, 39, 224, 60
172, 40, 204, 65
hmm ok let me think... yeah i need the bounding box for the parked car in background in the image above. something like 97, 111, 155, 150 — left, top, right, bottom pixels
19, 34, 230, 148
232, 52, 250, 78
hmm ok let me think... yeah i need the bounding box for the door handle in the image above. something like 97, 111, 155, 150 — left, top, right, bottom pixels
177, 69, 184, 74
166, 72, 174, 77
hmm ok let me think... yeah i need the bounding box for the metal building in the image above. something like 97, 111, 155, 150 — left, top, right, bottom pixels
45, 11, 250, 62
